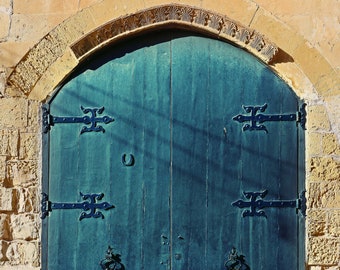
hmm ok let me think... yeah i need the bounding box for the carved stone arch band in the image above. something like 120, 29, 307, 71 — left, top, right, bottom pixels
71, 4, 278, 63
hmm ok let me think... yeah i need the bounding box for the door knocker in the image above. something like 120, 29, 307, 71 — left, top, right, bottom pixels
100, 246, 125, 270
225, 247, 250, 270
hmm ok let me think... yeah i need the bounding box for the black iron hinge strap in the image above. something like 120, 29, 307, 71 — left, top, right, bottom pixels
232, 190, 306, 218
42, 105, 114, 134
41, 192, 114, 220
232, 103, 306, 132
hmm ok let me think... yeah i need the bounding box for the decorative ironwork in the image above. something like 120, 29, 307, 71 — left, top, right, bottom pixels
232, 190, 306, 218
42, 105, 114, 134
232, 103, 306, 132
122, 154, 135, 167
225, 247, 250, 270
100, 246, 125, 270
41, 192, 114, 220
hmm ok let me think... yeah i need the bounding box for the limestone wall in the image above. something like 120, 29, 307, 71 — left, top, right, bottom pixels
0, 0, 339, 269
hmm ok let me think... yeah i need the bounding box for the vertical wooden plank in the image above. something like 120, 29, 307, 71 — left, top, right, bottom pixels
275, 77, 299, 269
243, 67, 281, 270
298, 101, 306, 270
171, 34, 209, 269
48, 97, 81, 269
101, 40, 149, 270
41, 105, 50, 270
138, 40, 172, 269
205, 38, 244, 269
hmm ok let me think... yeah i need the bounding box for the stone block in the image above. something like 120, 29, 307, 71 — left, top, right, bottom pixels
9, 13, 65, 42
15, 187, 39, 213
202, 0, 259, 26
5, 240, 40, 266
307, 105, 331, 132
308, 237, 339, 265
270, 61, 316, 99
7, 161, 38, 187
315, 70, 340, 97
53, 7, 96, 45
87, 0, 135, 27
7, 30, 69, 95
293, 42, 335, 90
0, 265, 41, 270
0, 0, 12, 7
0, 42, 35, 69
308, 181, 340, 209
309, 5, 340, 70
27, 101, 41, 132
23, 36, 63, 77
324, 266, 340, 270
10, 214, 39, 240
307, 132, 323, 157
308, 210, 326, 236
0, 98, 28, 128
327, 210, 340, 237
250, 7, 305, 55
0, 187, 14, 211
13, 0, 78, 14
0, 129, 19, 157
0, 69, 5, 97
308, 157, 340, 182
7, 9, 93, 96
323, 133, 340, 155
0, 12, 10, 40
324, 95, 340, 141
0, 214, 11, 240
0, 155, 6, 184
28, 48, 79, 101
19, 133, 38, 160
0, 240, 9, 261
5, 77, 26, 98
79, 0, 98, 9
309, 267, 322, 270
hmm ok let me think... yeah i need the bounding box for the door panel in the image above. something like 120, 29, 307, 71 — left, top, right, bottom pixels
48, 35, 172, 269
170, 34, 299, 269
45, 31, 303, 270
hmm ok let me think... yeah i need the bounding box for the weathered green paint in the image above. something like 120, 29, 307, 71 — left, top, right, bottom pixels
44, 31, 304, 269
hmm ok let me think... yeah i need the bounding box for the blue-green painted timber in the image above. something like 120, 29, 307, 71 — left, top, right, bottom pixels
44, 31, 304, 270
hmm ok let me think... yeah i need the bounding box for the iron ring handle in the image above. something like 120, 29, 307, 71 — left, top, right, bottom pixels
122, 153, 135, 166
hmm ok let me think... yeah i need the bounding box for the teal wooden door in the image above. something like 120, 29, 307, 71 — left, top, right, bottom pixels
43, 32, 304, 269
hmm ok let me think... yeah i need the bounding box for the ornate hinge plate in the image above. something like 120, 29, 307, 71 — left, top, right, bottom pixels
232, 190, 306, 218
42, 105, 114, 134
232, 103, 306, 132
41, 192, 114, 220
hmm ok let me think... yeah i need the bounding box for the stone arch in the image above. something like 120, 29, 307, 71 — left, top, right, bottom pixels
70, 4, 278, 62
5, 1, 335, 103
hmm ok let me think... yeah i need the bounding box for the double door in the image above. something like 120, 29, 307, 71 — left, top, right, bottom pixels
44, 31, 304, 269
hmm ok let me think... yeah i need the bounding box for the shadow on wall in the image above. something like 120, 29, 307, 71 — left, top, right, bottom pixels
269, 48, 294, 65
